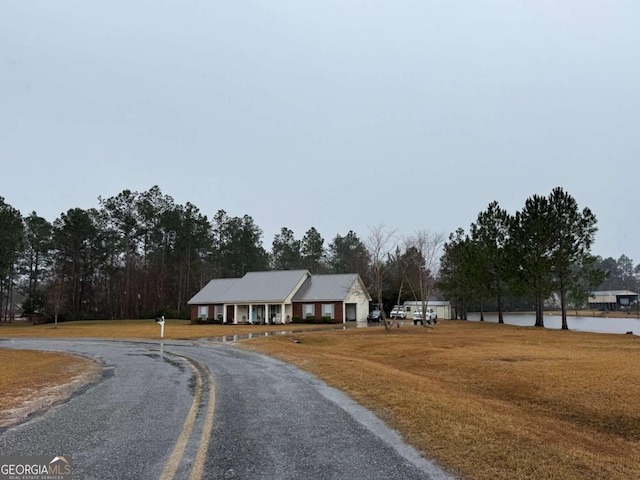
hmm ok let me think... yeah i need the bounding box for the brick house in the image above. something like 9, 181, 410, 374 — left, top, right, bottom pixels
187, 270, 371, 324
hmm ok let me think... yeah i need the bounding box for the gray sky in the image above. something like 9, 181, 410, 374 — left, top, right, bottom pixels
2, 1, 639, 261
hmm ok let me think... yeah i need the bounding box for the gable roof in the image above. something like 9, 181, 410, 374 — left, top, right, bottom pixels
188, 270, 311, 304
187, 278, 242, 305
590, 290, 638, 296
292, 274, 369, 302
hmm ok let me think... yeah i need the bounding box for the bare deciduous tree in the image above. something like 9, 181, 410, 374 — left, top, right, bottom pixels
403, 230, 445, 327
366, 224, 397, 331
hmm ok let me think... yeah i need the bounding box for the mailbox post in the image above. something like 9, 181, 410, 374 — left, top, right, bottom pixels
155, 315, 165, 338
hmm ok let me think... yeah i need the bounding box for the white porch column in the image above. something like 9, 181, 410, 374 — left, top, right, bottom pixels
281, 303, 286, 324
223, 304, 227, 324
343, 301, 347, 323
233, 305, 238, 325
249, 304, 254, 324
264, 304, 268, 324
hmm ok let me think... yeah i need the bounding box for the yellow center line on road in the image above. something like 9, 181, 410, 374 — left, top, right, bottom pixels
159, 357, 203, 480
189, 365, 216, 480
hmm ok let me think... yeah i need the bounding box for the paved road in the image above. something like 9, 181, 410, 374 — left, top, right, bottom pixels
0, 338, 454, 480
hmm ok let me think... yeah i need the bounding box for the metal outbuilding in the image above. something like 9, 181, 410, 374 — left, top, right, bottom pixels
588, 290, 639, 311
402, 300, 451, 320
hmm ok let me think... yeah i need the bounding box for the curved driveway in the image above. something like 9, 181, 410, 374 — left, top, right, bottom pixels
0, 338, 453, 480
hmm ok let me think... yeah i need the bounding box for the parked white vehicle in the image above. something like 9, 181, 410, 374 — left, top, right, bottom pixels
390, 305, 406, 319
413, 307, 437, 325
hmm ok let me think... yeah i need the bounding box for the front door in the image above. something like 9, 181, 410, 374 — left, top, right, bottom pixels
269, 305, 281, 323
346, 303, 357, 321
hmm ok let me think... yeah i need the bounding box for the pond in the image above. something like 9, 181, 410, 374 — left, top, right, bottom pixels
466, 312, 640, 336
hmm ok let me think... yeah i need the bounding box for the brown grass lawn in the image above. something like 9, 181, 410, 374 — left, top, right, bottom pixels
2, 318, 639, 479
245, 321, 640, 480
0, 349, 101, 428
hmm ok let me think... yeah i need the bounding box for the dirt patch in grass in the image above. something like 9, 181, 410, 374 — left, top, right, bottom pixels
243, 321, 640, 480
0, 350, 102, 428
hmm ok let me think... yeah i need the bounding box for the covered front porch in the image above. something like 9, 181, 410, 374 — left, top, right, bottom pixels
223, 303, 292, 324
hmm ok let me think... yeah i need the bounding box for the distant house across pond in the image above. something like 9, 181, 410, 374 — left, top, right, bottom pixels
588, 290, 639, 311
187, 270, 371, 324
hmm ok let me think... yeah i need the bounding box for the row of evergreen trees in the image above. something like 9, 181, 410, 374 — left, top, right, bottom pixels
0, 187, 373, 321
0, 185, 630, 324
438, 187, 605, 329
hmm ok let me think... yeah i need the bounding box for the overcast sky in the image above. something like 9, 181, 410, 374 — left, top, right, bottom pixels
2, 1, 639, 262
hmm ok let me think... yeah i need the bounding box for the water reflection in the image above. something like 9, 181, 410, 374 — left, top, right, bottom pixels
199, 315, 639, 342
466, 312, 640, 335
207, 325, 354, 343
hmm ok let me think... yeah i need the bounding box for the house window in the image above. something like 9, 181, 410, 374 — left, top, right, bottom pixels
214, 305, 224, 320
198, 306, 208, 319
322, 304, 334, 320
303, 304, 315, 319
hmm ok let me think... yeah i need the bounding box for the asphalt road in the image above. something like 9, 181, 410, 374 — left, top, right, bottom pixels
0, 338, 454, 480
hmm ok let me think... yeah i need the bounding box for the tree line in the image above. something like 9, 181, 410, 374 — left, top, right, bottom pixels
437, 187, 614, 329
0, 186, 380, 321
0, 185, 632, 325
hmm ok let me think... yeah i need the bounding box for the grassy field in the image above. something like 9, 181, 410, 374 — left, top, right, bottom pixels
1, 318, 639, 479
0, 349, 101, 428
245, 321, 640, 480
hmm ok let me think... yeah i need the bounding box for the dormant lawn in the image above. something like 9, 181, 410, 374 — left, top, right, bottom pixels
1, 318, 639, 479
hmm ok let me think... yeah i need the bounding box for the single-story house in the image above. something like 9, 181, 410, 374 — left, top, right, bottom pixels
187, 270, 371, 324
402, 300, 451, 320
588, 290, 639, 311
